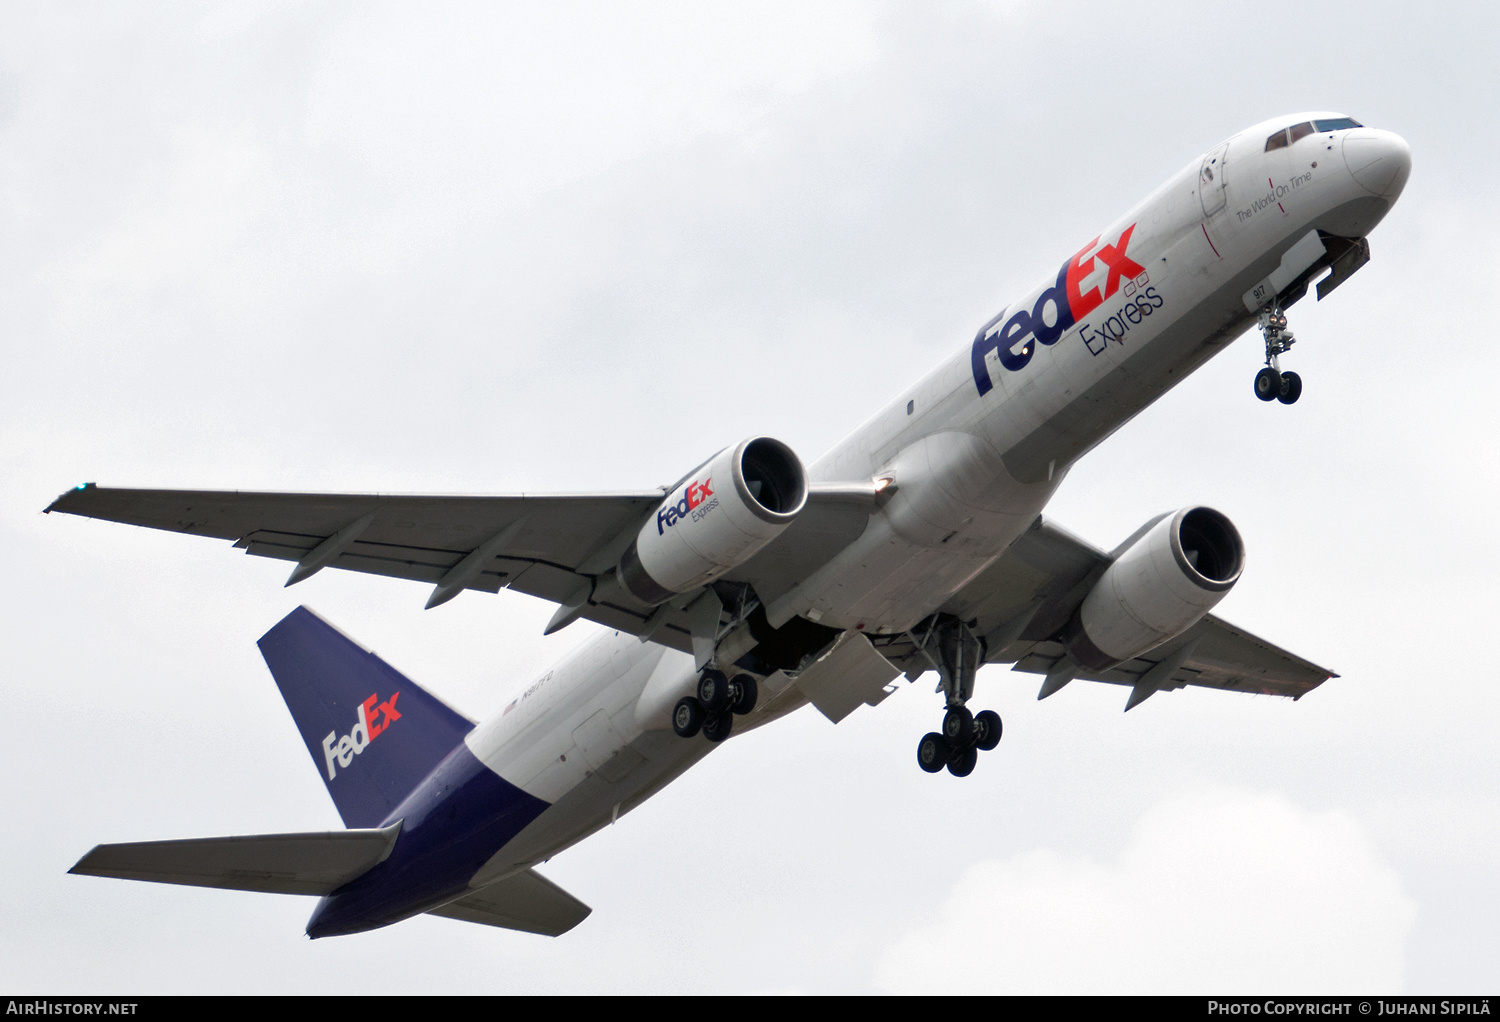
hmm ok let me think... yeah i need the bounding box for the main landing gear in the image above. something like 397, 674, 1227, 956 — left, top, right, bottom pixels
672, 669, 758, 744
1254, 304, 1302, 405
918, 708, 1001, 777
912, 617, 1003, 778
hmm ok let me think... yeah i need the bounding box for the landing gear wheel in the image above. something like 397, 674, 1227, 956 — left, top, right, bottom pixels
729, 673, 758, 715
702, 712, 733, 743
973, 710, 1003, 752
1277, 370, 1302, 405
917, 732, 949, 773
672, 697, 704, 738
942, 705, 975, 747
947, 745, 978, 778
697, 670, 730, 713
1254, 367, 1281, 401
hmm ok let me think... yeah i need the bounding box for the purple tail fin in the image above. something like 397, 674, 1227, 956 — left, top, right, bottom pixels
257, 607, 474, 829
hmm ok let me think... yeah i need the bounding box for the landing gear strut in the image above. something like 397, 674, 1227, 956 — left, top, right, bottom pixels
1254, 304, 1302, 405
911, 616, 1003, 777
672, 669, 758, 743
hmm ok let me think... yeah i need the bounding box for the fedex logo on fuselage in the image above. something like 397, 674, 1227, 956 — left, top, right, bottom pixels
656, 478, 715, 534
971, 223, 1149, 395
322, 691, 402, 781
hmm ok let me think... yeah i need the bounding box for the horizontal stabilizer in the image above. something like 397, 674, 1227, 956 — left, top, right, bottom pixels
70, 822, 400, 896
427, 868, 591, 937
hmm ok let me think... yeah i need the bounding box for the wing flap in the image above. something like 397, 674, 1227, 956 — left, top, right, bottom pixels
69, 823, 401, 896
427, 868, 591, 937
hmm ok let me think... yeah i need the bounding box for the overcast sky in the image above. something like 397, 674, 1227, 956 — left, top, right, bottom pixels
3, 0, 1496, 995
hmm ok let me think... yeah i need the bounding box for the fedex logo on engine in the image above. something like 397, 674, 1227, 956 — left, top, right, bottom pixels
971, 223, 1150, 395
321, 691, 402, 781
656, 478, 716, 534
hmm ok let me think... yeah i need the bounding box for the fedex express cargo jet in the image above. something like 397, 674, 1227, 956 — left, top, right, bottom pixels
49, 112, 1410, 939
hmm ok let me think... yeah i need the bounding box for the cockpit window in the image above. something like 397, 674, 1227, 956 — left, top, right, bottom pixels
1266, 119, 1353, 151
1266, 122, 1320, 151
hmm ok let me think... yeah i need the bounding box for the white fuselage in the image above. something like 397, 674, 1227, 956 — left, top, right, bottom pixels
459, 113, 1410, 890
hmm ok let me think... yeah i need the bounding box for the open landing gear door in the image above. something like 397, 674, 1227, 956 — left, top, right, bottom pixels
794, 633, 901, 724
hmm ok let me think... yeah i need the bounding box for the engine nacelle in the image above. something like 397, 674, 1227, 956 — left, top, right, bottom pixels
1065, 507, 1245, 670
618, 437, 807, 605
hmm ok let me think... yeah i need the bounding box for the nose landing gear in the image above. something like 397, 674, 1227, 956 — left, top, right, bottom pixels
1254, 305, 1302, 405
910, 617, 1003, 777
672, 669, 758, 743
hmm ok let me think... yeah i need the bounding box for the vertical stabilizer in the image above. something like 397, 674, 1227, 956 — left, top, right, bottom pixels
258, 607, 474, 828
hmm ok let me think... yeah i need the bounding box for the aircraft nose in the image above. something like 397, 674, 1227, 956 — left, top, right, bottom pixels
1342, 128, 1412, 201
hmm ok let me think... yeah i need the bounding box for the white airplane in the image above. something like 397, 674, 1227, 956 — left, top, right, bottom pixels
49, 112, 1410, 938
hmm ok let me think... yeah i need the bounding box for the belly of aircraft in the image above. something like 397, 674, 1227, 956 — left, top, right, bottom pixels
780, 503, 1049, 633
469, 729, 712, 890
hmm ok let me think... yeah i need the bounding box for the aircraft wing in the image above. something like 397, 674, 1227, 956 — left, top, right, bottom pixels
1005, 615, 1335, 705
870, 515, 1335, 707
44, 483, 871, 654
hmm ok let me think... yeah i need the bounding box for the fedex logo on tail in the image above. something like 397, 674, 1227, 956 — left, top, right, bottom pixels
322, 692, 402, 781
656, 478, 715, 534
971, 223, 1150, 394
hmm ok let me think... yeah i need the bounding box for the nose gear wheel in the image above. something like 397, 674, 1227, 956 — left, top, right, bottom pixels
1255, 304, 1303, 405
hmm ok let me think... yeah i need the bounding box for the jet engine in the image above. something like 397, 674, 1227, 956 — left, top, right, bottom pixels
1064, 507, 1244, 670
618, 437, 808, 605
